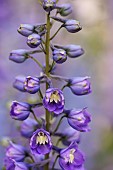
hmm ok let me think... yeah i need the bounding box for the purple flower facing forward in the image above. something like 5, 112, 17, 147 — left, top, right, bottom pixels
24, 76, 40, 94
6, 142, 27, 161
10, 101, 31, 121
17, 24, 35, 37
27, 34, 41, 48
59, 143, 85, 170
21, 118, 39, 138
13, 75, 26, 92
4, 157, 29, 170
56, 4, 72, 17
66, 108, 91, 132
43, 88, 65, 114
43, 0, 56, 12
52, 49, 67, 64
68, 77, 91, 95
64, 19, 82, 33
30, 129, 52, 155
9, 49, 29, 63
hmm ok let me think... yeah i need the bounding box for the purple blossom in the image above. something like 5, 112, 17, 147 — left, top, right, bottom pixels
43, 88, 65, 114
30, 129, 52, 155
43, 0, 56, 12
64, 19, 82, 33
27, 33, 41, 48
10, 101, 31, 121
56, 4, 72, 17
59, 142, 85, 170
68, 77, 91, 95
17, 24, 35, 37
66, 108, 91, 132
6, 142, 27, 161
21, 118, 39, 138
24, 76, 40, 94
52, 48, 67, 64
9, 49, 29, 63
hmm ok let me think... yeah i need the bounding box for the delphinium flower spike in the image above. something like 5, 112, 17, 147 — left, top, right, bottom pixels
4, 0, 92, 170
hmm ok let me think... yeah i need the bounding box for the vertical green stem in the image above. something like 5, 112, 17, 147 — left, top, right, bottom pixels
44, 12, 51, 170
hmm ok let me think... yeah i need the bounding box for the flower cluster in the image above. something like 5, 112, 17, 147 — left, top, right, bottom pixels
3, 0, 92, 170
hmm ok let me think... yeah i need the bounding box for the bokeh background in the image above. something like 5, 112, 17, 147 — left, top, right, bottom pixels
0, 0, 113, 169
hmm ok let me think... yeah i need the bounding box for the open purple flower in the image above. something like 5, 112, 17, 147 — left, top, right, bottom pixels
21, 118, 39, 138
43, 88, 65, 114
68, 77, 91, 95
30, 129, 52, 155
24, 76, 40, 94
66, 108, 91, 132
6, 142, 27, 161
10, 101, 31, 121
59, 142, 85, 170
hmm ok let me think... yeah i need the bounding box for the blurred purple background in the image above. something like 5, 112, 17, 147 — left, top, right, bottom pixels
0, 0, 113, 169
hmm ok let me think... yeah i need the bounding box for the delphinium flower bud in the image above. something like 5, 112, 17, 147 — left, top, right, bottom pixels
10, 101, 31, 121
66, 108, 91, 132
59, 142, 85, 170
9, 49, 29, 63
27, 34, 41, 48
56, 4, 72, 17
30, 129, 52, 155
64, 19, 82, 33
6, 142, 27, 161
54, 44, 84, 58
67, 77, 91, 95
24, 76, 40, 94
43, 88, 65, 114
17, 24, 35, 37
13, 76, 26, 92
52, 48, 67, 64
21, 118, 39, 138
4, 157, 29, 170
43, 0, 56, 12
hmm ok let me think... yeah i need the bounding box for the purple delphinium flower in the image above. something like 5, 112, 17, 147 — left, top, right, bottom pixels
24, 76, 40, 94
10, 101, 31, 121
59, 142, 85, 170
21, 118, 39, 138
17, 24, 35, 37
64, 19, 82, 33
66, 108, 91, 132
56, 4, 72, 17
6, 142, 27, 161
13, 75, 26, 92
43, 88, 65, 114
30, 129, 52, 155
27, 33, 41, 48
9, 49, 29, 63
52, 48, 67, 64
67, 77, 91, 95
43, 0, 56, 12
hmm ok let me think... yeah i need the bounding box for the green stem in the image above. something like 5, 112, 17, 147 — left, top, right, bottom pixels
38, 89, 43, 99
44, 12, 51, 170
50, 26, 62, 40
28, 55, 43, 69
52, 115, 66, 135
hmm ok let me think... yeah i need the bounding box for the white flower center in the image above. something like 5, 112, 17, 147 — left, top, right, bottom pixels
36, 132, 48, 145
